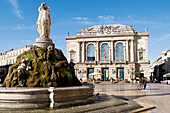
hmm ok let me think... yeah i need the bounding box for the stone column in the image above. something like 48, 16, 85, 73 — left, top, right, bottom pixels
134, 40, 136, 62
110, 48, 111, 62
96, 41, 99, 62
113, 41, 115, 62
126, 40, 129, 62
77, 42, 80, 63
82, 42, 85, 63
124, 46, 126, 62
130, 40, 134, 62
145, 39, 149, 61
111, 41, 114, 62
99, 43, 101, 61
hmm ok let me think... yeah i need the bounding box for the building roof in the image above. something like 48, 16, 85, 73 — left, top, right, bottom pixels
66, 24, 149, 39
78, 24, 135, 35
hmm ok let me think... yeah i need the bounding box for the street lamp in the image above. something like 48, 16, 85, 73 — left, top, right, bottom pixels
130, 65, 134, 79
75, 68, 79, 77
132, 67, 134, 79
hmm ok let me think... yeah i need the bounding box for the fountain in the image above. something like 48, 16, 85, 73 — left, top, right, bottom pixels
0, 3, 94, 109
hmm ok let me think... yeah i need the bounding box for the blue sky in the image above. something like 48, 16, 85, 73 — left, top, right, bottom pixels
0, 0, 170, 64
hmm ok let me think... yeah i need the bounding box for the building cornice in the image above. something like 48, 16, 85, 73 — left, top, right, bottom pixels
65, 32, 149, 40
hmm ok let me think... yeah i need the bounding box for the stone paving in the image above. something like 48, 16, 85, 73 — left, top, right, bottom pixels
94, 81, 170, 113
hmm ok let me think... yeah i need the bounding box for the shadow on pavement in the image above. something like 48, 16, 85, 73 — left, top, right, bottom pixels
114, 92, 170, 100
114, 88, 160, 91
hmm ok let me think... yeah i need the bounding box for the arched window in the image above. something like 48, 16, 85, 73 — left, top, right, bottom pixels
101, 44, 109, 61
87, 44, 95, 61
116, 43, 124, 61
70, 53, 74, 62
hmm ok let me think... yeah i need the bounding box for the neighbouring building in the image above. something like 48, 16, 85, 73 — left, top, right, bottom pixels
150, 49, 170, 82
0, 45, 31, 83
65, 24, 150, 82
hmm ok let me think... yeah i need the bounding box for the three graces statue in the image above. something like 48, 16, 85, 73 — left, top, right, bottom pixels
36, 3, 51, 38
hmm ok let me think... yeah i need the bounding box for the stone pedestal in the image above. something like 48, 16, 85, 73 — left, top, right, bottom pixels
33, 37, 54, 47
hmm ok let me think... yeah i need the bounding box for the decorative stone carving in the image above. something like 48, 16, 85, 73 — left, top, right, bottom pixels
33, 3, 54, 48
145, 27, 148, 32
138, 47, 145, 51
36, 3, 51, 38
47, 45, 54, 52
17, 58, 31, 73
67, 32, 69, 36
78, 24, 135, 36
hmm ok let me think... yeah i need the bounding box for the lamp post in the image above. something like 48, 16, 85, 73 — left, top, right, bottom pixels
132, 67, 134, 79
75, 68, 79, 77
130, 65, 134, 80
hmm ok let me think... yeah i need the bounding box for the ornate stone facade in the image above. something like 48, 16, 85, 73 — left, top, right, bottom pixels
150, 49, 170, 82
66, 24, 150, 82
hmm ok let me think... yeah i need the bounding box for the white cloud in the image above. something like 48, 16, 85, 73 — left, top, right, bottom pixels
8, 0, 24, 19
0, 24, 35, 30
20, 40, 32, 45
73, 17, 88, 21
12, 24, 34, 30
21, 40, 31, 43
98, 15, 115, 23
98, 15, 115, 20
127, 15, 132, 19
157, 34, 170, 41
72, 17, 94, 25
151, 34, 170, 45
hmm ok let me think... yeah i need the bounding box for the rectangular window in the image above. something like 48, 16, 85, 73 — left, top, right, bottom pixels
168, 58, 170, 64
139, 52, 143, 60
70, 53, 74, 62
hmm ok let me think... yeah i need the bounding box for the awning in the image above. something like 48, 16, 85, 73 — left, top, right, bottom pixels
89, 72, 103, 76
89, 72, 103, 79
163, 73, 170, 77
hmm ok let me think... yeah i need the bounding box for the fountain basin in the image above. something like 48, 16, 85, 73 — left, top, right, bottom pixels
0, 85, 94, 109
0, 88, 49, 109
53, 85, 94, 107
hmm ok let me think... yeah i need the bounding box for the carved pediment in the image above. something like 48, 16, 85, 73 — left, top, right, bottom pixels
69, 49, 76, 53
138, 47, 145, 51
78, 24, 135, 36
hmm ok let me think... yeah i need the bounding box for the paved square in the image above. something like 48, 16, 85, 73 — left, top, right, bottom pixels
94, 82, 170, 113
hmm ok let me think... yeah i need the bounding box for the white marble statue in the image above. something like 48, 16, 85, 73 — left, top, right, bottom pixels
36, 3, 51, 38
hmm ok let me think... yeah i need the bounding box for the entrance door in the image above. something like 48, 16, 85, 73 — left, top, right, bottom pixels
87, 68, 94, 79
117, 68, 124, 80
102, 68, 109, 80
140, 73, 144, 78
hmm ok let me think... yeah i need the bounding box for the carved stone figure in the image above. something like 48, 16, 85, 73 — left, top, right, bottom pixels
145, 27, 148, 32
36, 3, 51, 38
47, 45, 54, 52
33, 3, 54, 48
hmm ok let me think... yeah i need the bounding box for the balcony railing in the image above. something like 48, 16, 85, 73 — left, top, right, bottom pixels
115, 60, 126, 64
83, 60, 129, 64
99, 60, 111, 64
85, 61, 96, 64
